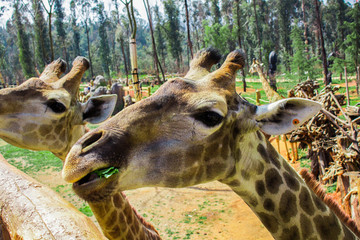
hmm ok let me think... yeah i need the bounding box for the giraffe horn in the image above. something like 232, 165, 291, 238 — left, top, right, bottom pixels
205, 49, 246, 89
55, 57, 90, 96
40, 58, 67, 83
184, 47, 222, 80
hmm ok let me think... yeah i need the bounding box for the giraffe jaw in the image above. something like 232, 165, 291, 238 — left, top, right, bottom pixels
72, 167, 120, 201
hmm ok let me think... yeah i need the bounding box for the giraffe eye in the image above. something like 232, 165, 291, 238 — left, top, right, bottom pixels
193, 111, 224, 127
46, 99, 66, 113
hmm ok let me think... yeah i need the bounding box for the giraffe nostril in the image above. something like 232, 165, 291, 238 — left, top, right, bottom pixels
81, 131, 103, 152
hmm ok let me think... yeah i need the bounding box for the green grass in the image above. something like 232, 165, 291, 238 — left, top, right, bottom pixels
0, 144, 62, 174
325, 182, 337, 193
79, 204, 94, 217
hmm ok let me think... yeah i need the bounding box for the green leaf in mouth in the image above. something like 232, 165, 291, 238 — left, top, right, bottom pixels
94, 167, 119, 179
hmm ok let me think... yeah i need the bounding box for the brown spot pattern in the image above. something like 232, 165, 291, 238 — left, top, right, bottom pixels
280, 226, 300, 240
255, 180, 266, 196
258, 212, 279, 233
263, 198, 275, 212
299, 186, 315, 216
283, 172, 300, 191
314, 213, 341, 240
300, 214, 314, 239
279, 190, 297, 223
265, 169, 283, 194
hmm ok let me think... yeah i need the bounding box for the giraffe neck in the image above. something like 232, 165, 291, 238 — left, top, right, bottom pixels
88, 192, 161, 240
221, 131, 358, 239
256, 66, 282, 102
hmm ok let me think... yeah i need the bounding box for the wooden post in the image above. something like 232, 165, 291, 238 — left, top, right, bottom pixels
282, 135, 291, 161
357, 66, 360, 96
276, 136, 280, 153
256, 90, 261, 105
345, 67, 350, 106
130, 38, 141, 102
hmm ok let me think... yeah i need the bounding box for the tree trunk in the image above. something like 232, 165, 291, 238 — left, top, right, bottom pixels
85, 21, 94, 78
0, 154, 106, 239
143, 0, 165, 83
119, 38, 129, 84
235, 0, 246, 92
253, 0, 262, 61
302, 0, 309, 60
48, 12, 54, 62
314, 0, 329, 85
184, 0, 193, 59
235, 0, 242, 49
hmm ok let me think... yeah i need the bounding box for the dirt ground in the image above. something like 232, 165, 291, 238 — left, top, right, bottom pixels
35, 170, 273, 240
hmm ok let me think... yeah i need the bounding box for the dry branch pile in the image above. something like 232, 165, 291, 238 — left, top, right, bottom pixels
289, 80, 360, 224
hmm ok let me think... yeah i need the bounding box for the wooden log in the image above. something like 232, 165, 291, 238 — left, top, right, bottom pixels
345, 67, 350, 106
0, 154, 106, 240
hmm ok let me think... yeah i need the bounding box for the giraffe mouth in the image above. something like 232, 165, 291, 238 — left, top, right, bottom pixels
73, 167, 119, 187
74, 172, 100, 187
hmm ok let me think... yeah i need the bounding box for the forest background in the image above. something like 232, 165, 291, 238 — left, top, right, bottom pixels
0, 0, 359, 85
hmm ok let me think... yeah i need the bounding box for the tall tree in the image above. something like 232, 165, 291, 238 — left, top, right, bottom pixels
184, 0, 193, 59
40, 0, 55, 61
76, 0, 94, 77
211, 0, 221, 25
32, 0, 50, 69
301, 0, 310, 59
95, 2, 111, 79
163, 0, 183, 71
277, 0, 296, 71
143, 0, 165, 82
14, 1, 35, 79
54, 0, 68, 63
154, 4, 167, 70
112, 0, 129, 81
345, 2, 360, 69
253, 0, 262, 61
70, 0, 80, 58
314, 0, 329, 85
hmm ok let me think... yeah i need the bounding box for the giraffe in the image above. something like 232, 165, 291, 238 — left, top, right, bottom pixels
0, 57, 117, 160
249, 59, 297, 161
63, 48, 360, 239
249, 59, 282, 103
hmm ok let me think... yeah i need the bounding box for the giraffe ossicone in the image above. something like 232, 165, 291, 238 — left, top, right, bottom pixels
63, 49, 359, 239
0, 57, 117, 160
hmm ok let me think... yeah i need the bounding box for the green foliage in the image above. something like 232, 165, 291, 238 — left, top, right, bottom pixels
14, 1, 35, 79
290, 22, 321, 81
70, 0, 81, 57
203, 22, 232, 54
94, 167, 119, 179
79, 204, 94, 217
54, 0, 66, 41
163, 0, 182, 69
32, 0, 50, 69
344, 3, 360, 67
1, 0, 360, 83
95, 2, 111, 78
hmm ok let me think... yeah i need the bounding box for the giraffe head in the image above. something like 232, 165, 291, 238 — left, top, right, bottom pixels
249, 59, 263, 74
0, 57, 117, 160
62, 49, 321, 201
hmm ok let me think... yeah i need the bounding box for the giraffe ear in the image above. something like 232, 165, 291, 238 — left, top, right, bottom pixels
254, 98, 322, 135
81, 94, 117, 124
